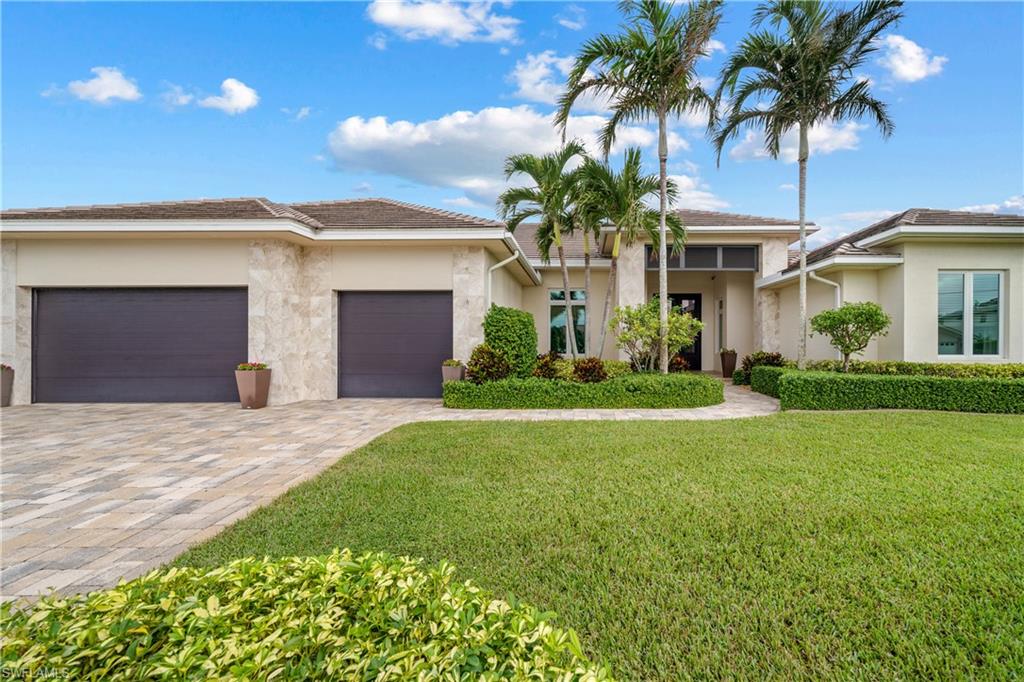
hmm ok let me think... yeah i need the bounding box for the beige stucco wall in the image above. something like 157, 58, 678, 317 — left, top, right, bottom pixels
331, 245, 453, 291
776, 276, 842, 361
487, 251, 523, 309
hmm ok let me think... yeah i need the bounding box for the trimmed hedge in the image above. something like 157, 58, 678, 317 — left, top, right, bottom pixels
750, 365, 788, 398
0, 550, 611, 680
484, 306, 537, 378
734, 351, 789, 385
443, 374, 724, 409
778, 372, 1024, 413
805, 359, 1024, 379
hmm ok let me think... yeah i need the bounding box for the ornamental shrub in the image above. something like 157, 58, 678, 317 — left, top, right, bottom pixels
483, 305, 537, 378
572, 357, 608, 383
602, 360, 633, 380
810, 302, 891, 371
805, 360, 1024, 379
465, 343, 512, 384
734, 351, 788, 385
609, 298, 703, 371
443, 374, 724, 409
778, 372, 1024, 414
0, 550, 611, 680
532, 351, 561, 379
668, 354, 690, 373
750, 365, 789, 398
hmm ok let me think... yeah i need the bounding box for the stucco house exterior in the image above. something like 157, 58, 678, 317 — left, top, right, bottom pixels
1, 198, 1021, 405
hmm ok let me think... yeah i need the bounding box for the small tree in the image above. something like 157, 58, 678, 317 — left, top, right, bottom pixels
610, 298, 703, 371
810, 302, 891, 372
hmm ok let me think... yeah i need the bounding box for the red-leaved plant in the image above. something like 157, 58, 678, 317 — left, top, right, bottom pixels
236, 362, 269, 371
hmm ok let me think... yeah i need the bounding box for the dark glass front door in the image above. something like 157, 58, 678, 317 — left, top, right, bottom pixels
669, 293, 702, 370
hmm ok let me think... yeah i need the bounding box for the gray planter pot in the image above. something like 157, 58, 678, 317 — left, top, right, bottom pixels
1, 367, 13, 407
442, 365, 465, 383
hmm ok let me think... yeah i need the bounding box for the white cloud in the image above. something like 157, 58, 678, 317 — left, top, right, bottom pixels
160, 83, 193, 108
779, 183, 797, 191
729, 121, 865, 163
959, 195, 1024, 215
368, 32, 389, 50
809, 209, 895, 246
198, 78, 259, 115
556, 4, 585, 31
878, 35, 947, 82
507, 51, 613, 114
443, 196, 483, 208
327, 105, 668, 205
66, 67, 141, 104
282, 106, 312, 121
703, 38, 726, 58
666, 174, 729, 211
366, 0, 520, 45
352, 181, 374, 193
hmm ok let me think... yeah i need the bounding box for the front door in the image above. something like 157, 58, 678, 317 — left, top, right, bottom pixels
669, 293, 702, 370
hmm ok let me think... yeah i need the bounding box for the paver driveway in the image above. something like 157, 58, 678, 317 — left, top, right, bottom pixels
1, 384, 777, 599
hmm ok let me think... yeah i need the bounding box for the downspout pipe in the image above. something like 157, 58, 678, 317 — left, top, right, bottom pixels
808, 271, 842, 359
486, 250, 520, 309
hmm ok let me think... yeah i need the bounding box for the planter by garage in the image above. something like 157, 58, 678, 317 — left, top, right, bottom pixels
1, 365, 13, 407
720, 350, 737, 379
442, 361, 465, 384
235, 363, 271, 409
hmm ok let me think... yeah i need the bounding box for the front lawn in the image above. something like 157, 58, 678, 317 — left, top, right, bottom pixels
177, 413, 1024, 679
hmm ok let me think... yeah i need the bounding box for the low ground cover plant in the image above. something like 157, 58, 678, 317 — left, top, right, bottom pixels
444, 373, 723, 409
1, 550, 610, 681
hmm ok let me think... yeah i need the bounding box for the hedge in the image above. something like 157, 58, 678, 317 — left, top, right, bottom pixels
750, 365, 788, 398
778, 372, 1024, 414
805, 359, 1024, 379
443, 374, 724, 409
483, 306, 537, 378
0, 550, 611, 681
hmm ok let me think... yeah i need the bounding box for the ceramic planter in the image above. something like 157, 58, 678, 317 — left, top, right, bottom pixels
1, 367, 13, 407
235, 369, 271, 409
720, 351, 737, 378
441, 365, 465, 383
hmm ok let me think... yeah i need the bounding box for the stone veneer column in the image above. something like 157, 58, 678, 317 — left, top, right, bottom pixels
1, 240, 32, 404
754, 238, 789, 352
615, 242, 647, 360
248, 240, 335, 405
452, 246, 487, 362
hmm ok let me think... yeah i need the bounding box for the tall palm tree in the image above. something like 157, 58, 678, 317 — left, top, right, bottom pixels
498, 141, 587, 359
712, 0, 902, 368
566, 181, 606, 355
557, 0, 723, 373
577, 147, 685, 356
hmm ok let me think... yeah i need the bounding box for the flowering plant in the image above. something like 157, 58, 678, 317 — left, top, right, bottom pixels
0, 364, 11, 371
236, 362, 268, 371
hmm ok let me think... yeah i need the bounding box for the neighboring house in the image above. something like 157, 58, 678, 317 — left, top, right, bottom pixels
1, 199, 1021, 405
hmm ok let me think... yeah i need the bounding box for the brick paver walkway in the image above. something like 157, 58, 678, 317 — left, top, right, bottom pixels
0, 382, 777, 599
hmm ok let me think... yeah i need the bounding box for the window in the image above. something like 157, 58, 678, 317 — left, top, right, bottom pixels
646, 245, 759, 271
938, 271, 1002, 357
550, 289, 586, 355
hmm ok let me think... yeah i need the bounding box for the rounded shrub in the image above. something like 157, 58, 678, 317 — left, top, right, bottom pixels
572, 357, 608, 383
483, 306, 538, 378
532, 351, 561, 379
466, 343, 513, 384
0, 550, 611, 680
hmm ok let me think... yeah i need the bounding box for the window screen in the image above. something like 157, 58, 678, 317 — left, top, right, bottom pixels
684, 247, 718, 269
721, 246, 757, 270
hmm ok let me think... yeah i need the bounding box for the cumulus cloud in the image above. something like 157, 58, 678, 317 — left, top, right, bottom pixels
556, 4, 586, 31
878, 35, 947, 82
728, 121, 865, 163
160, 83, 193, 108
443, 196, 483, 208
703, 38, 726, 58
959, 195, 1024, 215
328, 105, 679, 205
199, 78, 259, 115
65, 67, 142, 104
809, 209, 896, 246
507, 51, 617, 115
666, 174, 729, 211
366, 0, 520, 45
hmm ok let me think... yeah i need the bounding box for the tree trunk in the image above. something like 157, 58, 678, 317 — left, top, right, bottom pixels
842, 353, 850, 373
657, 109, 670, 374
554, 230, 577, 360
583, 231, 592, 357
597, 230, 622, 359
797, 122, 809, 370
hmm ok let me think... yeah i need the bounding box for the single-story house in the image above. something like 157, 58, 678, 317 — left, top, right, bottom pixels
1, 198, 1021, 405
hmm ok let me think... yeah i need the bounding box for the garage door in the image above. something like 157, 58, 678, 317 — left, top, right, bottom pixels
33, 288, 247, 403
338, 291, 452, 398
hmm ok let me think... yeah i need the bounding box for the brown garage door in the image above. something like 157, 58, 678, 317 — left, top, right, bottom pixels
33, 288, 247, 403
338, 291, 453, 398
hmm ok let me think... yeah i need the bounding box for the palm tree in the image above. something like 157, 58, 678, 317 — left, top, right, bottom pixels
566, 181, 606, 356
712, 0, 903, 368
556, 0, 723, 373
577, 147, 685, 356
498, 141, 588, 359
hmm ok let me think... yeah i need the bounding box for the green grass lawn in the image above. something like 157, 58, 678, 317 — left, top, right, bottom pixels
176, 413, 1024, 679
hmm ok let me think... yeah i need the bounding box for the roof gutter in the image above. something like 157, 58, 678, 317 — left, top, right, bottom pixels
755, 254, 903, 289
855, 224, 1024, 248
486, 250, 520, 309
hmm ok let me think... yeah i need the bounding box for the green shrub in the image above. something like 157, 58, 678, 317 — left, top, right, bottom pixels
572, 357, 608, 383
610, 298, 703, 371
778, 372, 1024, 414
532, 351, 561, 379
602, 360, 633, 380
553, 358, 576, 382
735, 351, 788, 385
483, 306, 537, 378
809, 301, 891, 371
750, 365, 789, 398
0, 550, 610, 680
443, 374, 723, 409
731, 369, 745, 384
465, 343, 512, 384
805, 359, 1024, 379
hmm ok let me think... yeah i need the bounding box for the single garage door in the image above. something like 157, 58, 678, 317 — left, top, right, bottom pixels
33, 288, 247, 403
338, 291, 453, 398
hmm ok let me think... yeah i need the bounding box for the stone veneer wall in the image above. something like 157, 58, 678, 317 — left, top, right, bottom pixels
1, 240, 32, 405
452, 246, 487, 361
248, 240, 335, 405
754, 238, 790, 353
614, 242, 647, 360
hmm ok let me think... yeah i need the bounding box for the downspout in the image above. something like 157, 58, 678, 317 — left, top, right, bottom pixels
486, 250, 520, 309
808, 271, 842, 360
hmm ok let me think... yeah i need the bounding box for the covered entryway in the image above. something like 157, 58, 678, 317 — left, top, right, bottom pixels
338, 291, 453, 398
32, 288, 247, 402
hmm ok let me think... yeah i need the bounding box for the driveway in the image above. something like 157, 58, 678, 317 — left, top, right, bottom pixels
1, 383, 777, 599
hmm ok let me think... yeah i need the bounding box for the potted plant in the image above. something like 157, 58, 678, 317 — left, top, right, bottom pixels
441, 358, 465, 383
235, 361, 271, 409
719, 348, 737, 379
1, 364, 13, 407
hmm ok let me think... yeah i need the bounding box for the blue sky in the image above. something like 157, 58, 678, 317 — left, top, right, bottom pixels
3, 1, 1022, 244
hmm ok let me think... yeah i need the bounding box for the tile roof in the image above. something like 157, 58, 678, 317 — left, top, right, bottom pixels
513, 224, 597, 262
785, 208, 1024, 273
673, 209, 809, 227
286, 198, 504, 229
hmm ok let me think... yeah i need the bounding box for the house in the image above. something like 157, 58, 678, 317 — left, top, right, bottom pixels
1, 198, 1021, 405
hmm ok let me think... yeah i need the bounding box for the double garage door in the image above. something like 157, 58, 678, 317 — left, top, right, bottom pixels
32, 288, 452, 402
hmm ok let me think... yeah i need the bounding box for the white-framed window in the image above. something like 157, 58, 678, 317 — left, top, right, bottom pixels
937, 271, 1004, 357
549, 289, 586, 355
